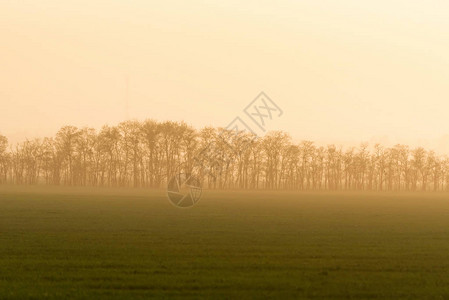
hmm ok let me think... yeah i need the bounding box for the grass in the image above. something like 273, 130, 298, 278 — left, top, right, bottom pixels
1, 186, 449, 299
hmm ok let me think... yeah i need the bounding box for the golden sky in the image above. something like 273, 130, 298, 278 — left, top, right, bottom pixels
1, 0, 449, 151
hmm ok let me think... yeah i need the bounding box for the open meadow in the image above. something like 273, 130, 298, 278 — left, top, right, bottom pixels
1, 186, 449, 298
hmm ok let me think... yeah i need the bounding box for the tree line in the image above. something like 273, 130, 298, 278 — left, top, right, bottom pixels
0, 119, 448, 191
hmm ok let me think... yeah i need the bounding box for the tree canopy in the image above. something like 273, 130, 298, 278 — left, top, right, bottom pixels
0, 120, 448, 191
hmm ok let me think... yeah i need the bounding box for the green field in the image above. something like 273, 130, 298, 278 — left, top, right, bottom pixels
1, 186, 449, 299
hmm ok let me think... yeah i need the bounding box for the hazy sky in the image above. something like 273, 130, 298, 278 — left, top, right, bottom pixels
2, 0, 449, 151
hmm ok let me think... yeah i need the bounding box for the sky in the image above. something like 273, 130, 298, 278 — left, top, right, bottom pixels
1, 0, 449, 152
